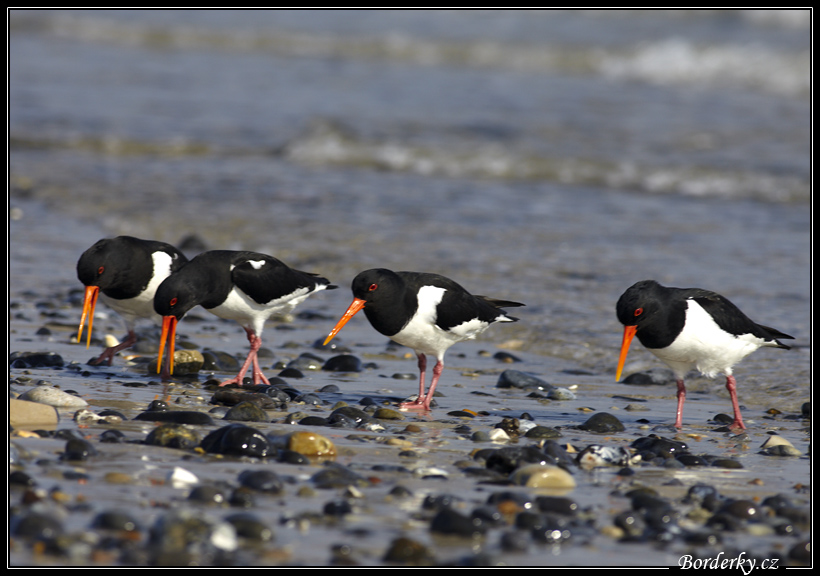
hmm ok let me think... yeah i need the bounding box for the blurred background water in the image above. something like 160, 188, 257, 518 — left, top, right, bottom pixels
9, 9, 811, 403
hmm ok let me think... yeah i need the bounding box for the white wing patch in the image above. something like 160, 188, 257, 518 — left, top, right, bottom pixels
393, 285, 491, 359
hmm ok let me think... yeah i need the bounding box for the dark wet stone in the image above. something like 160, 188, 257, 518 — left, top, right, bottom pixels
199, 423, 273, 458
500, 530, 529, 552
299, 415, 330, 426
471, 506, 506, 527
210, 389, 284, 409
542, 440, 576, 470
277, 367, 304, 378
228, 487, 257, 509
430, 508, 487, 538
140, 400, 166, 414
621, 368, 676, 386
225, 512, 274, 542
287, 353, 324, 371
496, 369, 554, 391
62, 437, 97, 461
134, 410, 215, 425
578, 412, 625, 433
709, 457, 743, 469
789, 540, 811, 564
322, 354, 363, 372
223, 401, 270, 422
144, 423, 202, 450
719, 499, 761, 520
10, 351, 65, 369
684, 484, 722, 510
535, 495, 578, 516
9, 470, 35, 486
319, 383, 341, 393
631, 435, 688, 459
422, 493, 461, 512
294, 392, 324, 405
91, 509, 141, 532
10, 511, 64, 539
484, 445, 551, 475
493, 351, 522, 363
515, 510, 545, 530
278, 449, 311, 465
328, 406, 374, 427
200, 350, 240, 372
676, 453, 708, 467
311, 462, 370, 489
323, 498, 353, 516
382, 536, 435, 566
524, 425, 562, 439
187, 485, 228, 506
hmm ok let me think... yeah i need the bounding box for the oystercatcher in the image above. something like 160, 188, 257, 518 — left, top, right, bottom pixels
76, 236, 189, 375
153, 250, 335, 386
323, 268, 525, 410
615, 279, 794, 430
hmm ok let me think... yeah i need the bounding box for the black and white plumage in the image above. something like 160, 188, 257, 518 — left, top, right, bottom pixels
323, 268, 525, 411
615, 279, 793, 430
153, 250, 335, 386
76, 236, 188, 375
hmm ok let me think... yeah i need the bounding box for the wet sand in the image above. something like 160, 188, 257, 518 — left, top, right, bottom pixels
9, 198, 810, 567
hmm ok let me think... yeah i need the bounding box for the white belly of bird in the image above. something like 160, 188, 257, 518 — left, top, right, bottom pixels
651, 299, 767, 378
393, 285, 496, 359
210, 286, 313, 334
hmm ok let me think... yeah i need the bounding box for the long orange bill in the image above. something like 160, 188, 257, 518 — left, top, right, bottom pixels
157, 315, 178, 375
615, 324, 638, 382
323, 298, 366, 346
77, 285, 100, 348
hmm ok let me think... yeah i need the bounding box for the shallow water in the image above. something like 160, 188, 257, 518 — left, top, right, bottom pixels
8, 9, 811, 567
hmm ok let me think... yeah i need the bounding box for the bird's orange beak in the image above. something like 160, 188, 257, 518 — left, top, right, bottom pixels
323, 298, 366, 346
157, 315, 178, 375
615, 324, 637, 382
77, 285, 100, 348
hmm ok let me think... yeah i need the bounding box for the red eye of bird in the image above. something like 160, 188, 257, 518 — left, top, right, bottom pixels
368, 283, 378, 292
170, 297, 178, 307
634, 307, 643, 317
97, 266, 104, 276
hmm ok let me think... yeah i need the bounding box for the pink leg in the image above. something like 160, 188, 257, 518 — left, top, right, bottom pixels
399, 353, 430, 410
219, 329, 270, 387
674, 379, 686, 428
419, 359, 444, 411
725, 374, 746, 430
90, 330, 137, 366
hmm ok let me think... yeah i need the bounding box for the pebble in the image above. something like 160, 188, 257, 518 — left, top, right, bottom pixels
199, 423, 274, 458
9, 398, 59, 427
578, 412, 625, 433
760, 435, 802, 456
509, 463, 576, 490
223, 401, 270, 422
287, 430, 337, 459
495, 369, 555, 392
145, 423, 202, 450
17, 386, 88, 408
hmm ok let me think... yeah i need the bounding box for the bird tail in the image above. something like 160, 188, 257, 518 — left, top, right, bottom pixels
758, 324, 795, 349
